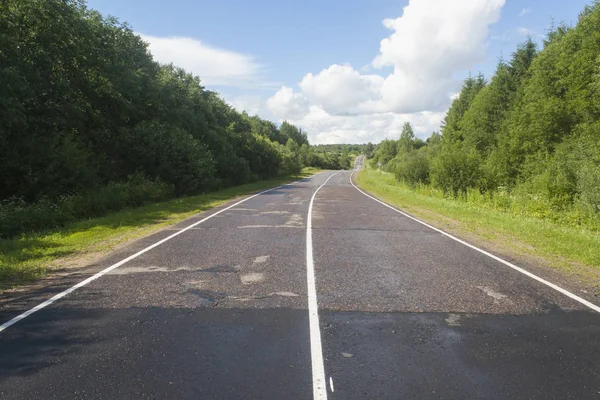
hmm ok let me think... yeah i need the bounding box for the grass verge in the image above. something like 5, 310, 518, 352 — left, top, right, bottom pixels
0, 168, 321, 290
355, 166, 600, 291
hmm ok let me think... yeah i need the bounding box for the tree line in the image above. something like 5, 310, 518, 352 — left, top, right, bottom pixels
370, 2, 600, 225
310, 144, 371, 170
0, 0, 350, 237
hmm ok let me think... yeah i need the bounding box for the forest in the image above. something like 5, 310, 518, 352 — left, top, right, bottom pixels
370, 3, 600, 230
0, 0, 349, 238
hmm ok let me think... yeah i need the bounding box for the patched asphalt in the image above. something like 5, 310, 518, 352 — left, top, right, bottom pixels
1, 167, 600, 399
314, 168, 600, 400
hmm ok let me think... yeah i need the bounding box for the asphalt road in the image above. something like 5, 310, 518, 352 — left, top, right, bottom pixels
1, 161, 599, 399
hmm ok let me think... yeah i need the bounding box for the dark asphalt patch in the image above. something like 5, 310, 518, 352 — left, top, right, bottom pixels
320, 309, 600, 400
0, 307, 313, 400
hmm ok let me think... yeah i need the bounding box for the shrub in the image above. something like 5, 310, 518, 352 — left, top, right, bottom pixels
393, 151, 430, 187
431, 145, 481, 198
0, 174, 173, 238
577, 161, 600, 214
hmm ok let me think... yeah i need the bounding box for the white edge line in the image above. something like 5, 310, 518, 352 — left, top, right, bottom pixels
349, 168, 600, 314
0, 172, 325, 334
307, 170, 342, 400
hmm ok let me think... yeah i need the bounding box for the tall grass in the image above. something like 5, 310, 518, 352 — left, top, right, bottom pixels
405, 181, 600, 232
0, 174, 174, 239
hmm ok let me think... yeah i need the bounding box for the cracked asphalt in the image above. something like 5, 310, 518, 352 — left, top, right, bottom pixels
1, 166, 599, 399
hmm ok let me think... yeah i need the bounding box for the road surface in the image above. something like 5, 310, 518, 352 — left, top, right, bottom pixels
1, 161, 599, 399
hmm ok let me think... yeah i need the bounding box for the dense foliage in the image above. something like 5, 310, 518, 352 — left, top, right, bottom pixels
309, 144, 370, 170
0, 0, 351, 237
370, 3, 600, 228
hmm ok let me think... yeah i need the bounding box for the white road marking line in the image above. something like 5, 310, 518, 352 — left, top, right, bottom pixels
0, 173, 323, 334
349, 170, 600, 314
307, 170, 342, 400
329, 377, 335, 392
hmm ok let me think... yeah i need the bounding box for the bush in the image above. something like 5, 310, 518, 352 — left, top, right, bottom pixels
577, 161, 600, 214
431, 145, 481, 198
0, 174, 173, 238
393, 150, 430, 187
572, 123, 600, 214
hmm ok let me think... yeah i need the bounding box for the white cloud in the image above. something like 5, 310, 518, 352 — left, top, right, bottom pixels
139, 34, 264, 87
284, 107, 446, 144
266, 86, 309, 120
519, 7, 531, 17
266, 0, 505, 143
224, 95, 265, 116
298, 64, 384, 115
371, 0, 504, 112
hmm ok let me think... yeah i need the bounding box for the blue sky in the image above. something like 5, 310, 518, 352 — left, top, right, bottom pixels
86, 0, 592, 144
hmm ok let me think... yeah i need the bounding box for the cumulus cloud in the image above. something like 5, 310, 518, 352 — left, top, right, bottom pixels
266, 86, 309, 120
283, 107, 446, 144
371, 0, 504, 112
298, 64, 384, 115
224, 95, 266, 116
266, 0, 505, 143
139, 34, 265, 87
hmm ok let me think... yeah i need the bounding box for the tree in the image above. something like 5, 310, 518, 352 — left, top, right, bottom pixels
460, 39, 538, 160
441, 73, 486, 143
431, 144, 481, 199
280, 121, 309, 146
0, 0, 336, 237
371, 139, 397, 167
366, 2, 600, 221
365, 142, 375, 158
398, 122, 416, 154
394, 149, 430, 187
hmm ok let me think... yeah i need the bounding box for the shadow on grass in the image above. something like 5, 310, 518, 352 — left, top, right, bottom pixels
0, 170, 320, 289
0, 239, 70, 289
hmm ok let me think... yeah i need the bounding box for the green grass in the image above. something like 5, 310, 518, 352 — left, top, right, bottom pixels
356, 166, 600, 291
0, 168, 321, 289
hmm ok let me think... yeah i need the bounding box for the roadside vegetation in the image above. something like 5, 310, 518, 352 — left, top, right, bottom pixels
366, 4, 600, 239
362, 3, 600, 286
0, 0, 348, 239
0, 168, 319, 289
311, 144, 370, 170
